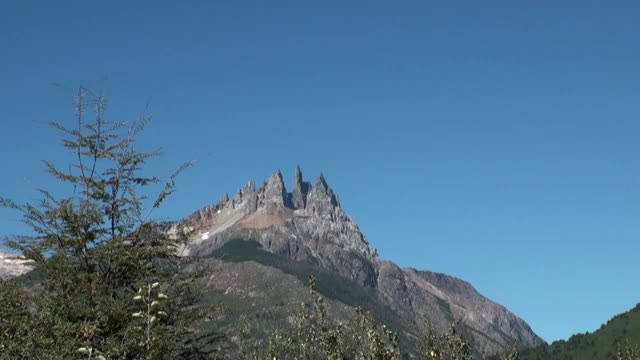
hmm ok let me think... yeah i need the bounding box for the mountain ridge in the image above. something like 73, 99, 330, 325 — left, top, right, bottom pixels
180, 166, 545, 357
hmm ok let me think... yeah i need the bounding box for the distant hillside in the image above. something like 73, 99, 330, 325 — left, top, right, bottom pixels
519, 303, 640, 360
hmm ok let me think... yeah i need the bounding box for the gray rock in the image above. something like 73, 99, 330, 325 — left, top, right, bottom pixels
182, 167, 545, 357
258, 171, 292, 209
305, 174, 341, 220
291, 165, 309, 210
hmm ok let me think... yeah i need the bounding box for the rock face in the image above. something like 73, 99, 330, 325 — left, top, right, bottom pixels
291, 165, 309, 210
183, 166, 544, 357
0, 250, 32, 278
261, 171, 291, 209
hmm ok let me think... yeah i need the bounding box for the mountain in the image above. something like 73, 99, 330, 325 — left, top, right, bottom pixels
0, 250, 32, 278
518, 303, 640, 360
178, 166, 545, 357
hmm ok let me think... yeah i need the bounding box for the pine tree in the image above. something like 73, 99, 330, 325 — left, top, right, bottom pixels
0, 87, 195, 359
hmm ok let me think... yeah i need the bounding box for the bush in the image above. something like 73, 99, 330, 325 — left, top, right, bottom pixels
243, 276, 400, 360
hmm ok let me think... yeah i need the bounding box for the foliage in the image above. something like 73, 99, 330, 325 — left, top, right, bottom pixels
498, 346, 520, 360
0, 278, 39, 358
128, 282, 172, 359
420, 320, 471, 360
519, 303, 640, 360
0, 88, 194, 359
617, 340, 640, 360
242, 276, 400, 360
234, 276, 526, 360
76, 346, 107, 360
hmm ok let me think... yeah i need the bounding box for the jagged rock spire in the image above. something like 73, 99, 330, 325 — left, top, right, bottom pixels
260, 170, 292, 209
317, 173, 326, 188
246, 179, 256, 192
204, 167, 344, 215
306, 173, 340, 217
292, 165, 310, 209
186, 165, 377, 263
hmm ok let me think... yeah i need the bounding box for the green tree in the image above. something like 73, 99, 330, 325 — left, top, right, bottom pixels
0, 278, 39, 358
243, 276, 400, 360
0, 87, 195, 359
420, 320, 471, 360
617, 340, 640, 360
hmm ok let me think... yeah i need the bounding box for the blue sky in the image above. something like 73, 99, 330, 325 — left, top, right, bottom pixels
1, 0, 639, 343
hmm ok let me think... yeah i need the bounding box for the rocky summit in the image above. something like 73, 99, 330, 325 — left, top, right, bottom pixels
181, 166, 545, 357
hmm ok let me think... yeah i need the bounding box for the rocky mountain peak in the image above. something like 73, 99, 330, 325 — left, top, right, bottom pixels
292, 165, 309, 209
294, 164, 302, 182
266, 170, 284, 188
317, 173, 328, 189
181, 166, 543, 357
218, 167, 342, 215
306, 173, 340, 217
186, 166, 376, 259
246, 179, 256, 192
260, 170, 291, 209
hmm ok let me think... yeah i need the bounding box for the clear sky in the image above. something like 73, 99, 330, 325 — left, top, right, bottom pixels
1, 0, 639, 343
